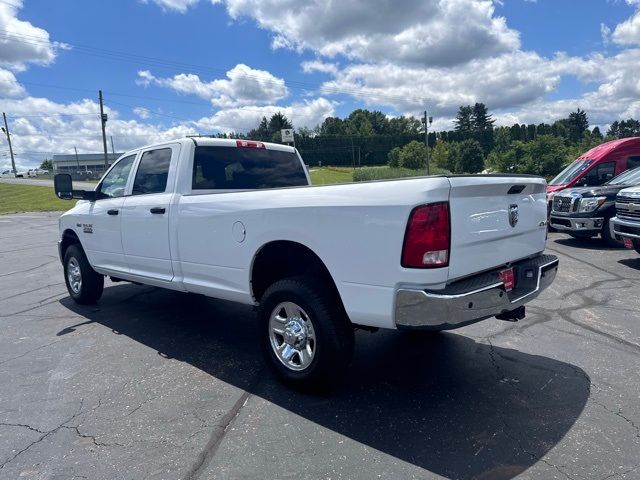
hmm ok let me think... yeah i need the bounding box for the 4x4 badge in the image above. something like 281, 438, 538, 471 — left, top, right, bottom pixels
509, 204, 519, 228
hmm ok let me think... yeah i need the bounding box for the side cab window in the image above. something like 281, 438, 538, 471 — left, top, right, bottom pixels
627, 156, 640, 170
131, 148, 172, 195
582, 162, 615, 186
96, 155, 136, 199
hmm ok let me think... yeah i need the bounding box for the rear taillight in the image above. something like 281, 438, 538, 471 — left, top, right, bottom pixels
401, 202, 450, 268
237, 140, 265, 149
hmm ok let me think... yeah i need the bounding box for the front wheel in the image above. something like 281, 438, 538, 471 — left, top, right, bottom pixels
258, 276, 354, 390
64, 244, 104, 304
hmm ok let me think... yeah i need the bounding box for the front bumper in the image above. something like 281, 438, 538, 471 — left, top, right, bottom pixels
612, 216, 640, 239
549, 215, 603, 233
395, 254, 559, 330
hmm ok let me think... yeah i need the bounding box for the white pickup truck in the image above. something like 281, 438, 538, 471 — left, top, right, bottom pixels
54, 137, 558, 388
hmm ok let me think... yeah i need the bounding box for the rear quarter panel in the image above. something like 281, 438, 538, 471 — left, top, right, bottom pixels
175, 177, 451, 328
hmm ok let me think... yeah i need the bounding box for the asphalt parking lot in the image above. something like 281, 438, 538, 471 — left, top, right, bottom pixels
1, 212, 639, 480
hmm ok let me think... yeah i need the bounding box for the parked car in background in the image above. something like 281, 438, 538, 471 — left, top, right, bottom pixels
612, 187, 640, 253
550, 166, 640, 246
1, 169, 15, 178
53, 137, 558, 388
14, 169, 30, 178
547, 137, 640, 214
35, 169, 49, 175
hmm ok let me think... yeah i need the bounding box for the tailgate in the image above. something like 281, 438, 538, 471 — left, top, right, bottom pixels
447, 176, 548, 281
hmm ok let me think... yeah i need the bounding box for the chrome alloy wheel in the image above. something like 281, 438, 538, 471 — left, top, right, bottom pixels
67, 257, 82, 294
268, 301, 316, 371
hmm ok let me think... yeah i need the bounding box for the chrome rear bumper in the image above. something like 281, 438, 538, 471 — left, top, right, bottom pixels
395, 254, 559, 330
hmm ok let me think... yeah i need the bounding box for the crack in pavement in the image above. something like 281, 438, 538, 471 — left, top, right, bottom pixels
0, 399, 85, 471
0, 259, 59, 278
183, 375, 261, 480
0, 422, 47, 434
0, 339, 63, 366
600, 463, 640, 480
485, 340, 587, 480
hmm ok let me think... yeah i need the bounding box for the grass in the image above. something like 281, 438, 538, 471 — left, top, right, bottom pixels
352, 165, 451, 182
0, 183, 74, 214
309, 167, 354, 184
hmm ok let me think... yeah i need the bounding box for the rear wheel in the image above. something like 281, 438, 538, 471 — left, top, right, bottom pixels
64, 244, 104, 304
258, 276, 354, 390
602, 218, 624, 248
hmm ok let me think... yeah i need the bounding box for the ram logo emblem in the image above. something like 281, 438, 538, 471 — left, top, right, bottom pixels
509, 204, 519, 228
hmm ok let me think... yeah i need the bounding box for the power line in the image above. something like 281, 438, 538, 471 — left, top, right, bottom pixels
9, 112, 100, 119
0, 29, 425, 104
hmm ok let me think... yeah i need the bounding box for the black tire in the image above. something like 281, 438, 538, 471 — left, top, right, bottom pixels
602, 218, 624, 248
63, 244, 104, 304
258, 276, 354, 390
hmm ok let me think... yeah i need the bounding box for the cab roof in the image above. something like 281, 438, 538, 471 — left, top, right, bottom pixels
578, 137, 640, 161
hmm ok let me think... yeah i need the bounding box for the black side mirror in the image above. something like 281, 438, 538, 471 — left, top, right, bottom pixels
54, 173, 97, 201
54, 173, 73, 199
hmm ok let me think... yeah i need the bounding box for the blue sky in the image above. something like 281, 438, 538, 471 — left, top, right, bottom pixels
1, 0, 640, 168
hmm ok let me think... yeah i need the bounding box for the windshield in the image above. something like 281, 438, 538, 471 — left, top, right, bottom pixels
607, 166, 640, 185
549, 159, 594, 186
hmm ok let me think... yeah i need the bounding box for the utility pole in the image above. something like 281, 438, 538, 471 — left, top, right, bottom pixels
74, 146, 80, 172
422, 110, 433, 175
2, 112, 17, 174
110, 135, 115, 155
99, 90, 109, 168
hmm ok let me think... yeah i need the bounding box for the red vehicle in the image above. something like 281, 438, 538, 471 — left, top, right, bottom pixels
548, 137, 640, 195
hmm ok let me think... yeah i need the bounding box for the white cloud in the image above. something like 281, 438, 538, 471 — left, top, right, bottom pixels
194, 97, 336, 133
612, 9, 640, 45
301, 60, 338, 75
140, 0, 200, 13
0, 68, 25, 97
133, 106, 151, 119
137, 64, 288, 107
320, 51, 569, 117
0, 1, 59, 71
0, 95, 199, 170
214, 0, 520, 67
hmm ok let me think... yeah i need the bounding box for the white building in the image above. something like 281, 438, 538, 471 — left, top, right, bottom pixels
52, 153, 123, 174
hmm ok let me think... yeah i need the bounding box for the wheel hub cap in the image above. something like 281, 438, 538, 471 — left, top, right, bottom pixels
268, 301, 316, 371
67, 257, 82, 294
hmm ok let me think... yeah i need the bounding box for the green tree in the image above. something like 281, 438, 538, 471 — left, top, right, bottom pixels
387, 147, 401, 167
487, 140, 525, 173
398, 141, 427, 170
388, 116, 422, 135
567, 108, 589, 143
607, 119, 640, 138
520, 135, 567, 177
450, 139, 485, 173
454, 105, 474, 136
320, 117, 346, 135
368, 110, 390, 135
431, 140, 450, 170
40, 159, 53, 171
346, 109, 375, 136
247, 116, 270, 141
591, 126, 603, 140
471, 103, 495, 131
